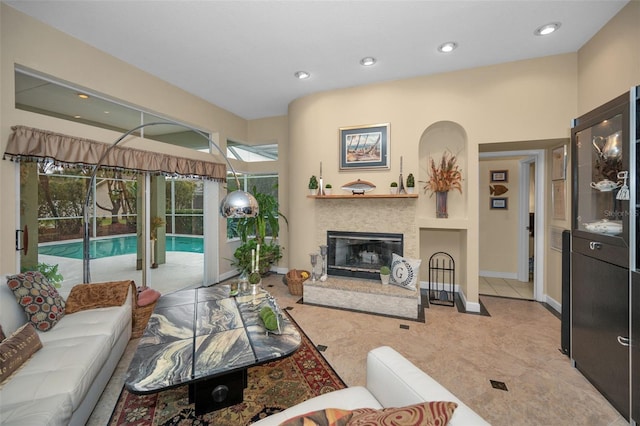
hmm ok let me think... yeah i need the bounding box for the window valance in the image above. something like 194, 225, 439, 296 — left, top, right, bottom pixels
3, 125, 227, 181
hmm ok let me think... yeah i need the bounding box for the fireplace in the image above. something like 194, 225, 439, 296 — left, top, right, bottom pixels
327, 231, 403, 280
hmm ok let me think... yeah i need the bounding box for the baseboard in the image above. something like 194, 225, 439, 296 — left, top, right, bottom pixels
545, 294, 562, 314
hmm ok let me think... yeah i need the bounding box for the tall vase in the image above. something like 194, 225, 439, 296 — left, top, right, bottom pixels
436, 191, 449, 218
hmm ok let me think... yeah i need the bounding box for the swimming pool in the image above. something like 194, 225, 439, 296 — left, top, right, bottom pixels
39, 235, 204, 259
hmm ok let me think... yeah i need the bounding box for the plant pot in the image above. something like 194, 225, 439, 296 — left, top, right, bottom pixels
390, 187, 398, 194
406, 187, 415, 194
380, 274, 390, 285
309, 188, 318, 196
324, 188, 332, 195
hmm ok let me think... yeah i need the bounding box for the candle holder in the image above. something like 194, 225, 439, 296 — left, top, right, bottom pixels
319, 245, 328, 280
309, 252, 319, 282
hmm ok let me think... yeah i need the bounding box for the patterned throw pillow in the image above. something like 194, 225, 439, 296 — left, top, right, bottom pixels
6, 271, 66, 331
348, 401, 458, 426
0, 323, 43, 383
279, 408, 354, 426
390, 253, 421, 291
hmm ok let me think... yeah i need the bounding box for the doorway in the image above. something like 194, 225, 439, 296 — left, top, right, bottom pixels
479, 149, 545, 301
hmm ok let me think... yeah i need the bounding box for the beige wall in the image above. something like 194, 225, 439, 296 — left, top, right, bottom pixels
289, 54, 577, 307
577, 1, 640, 115
479, 158, 521, 276
0, 4, 250, 276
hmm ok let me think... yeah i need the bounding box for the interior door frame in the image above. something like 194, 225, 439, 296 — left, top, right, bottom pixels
480, 149, 545, 302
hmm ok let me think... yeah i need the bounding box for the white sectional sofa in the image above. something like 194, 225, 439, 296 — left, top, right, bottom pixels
253, 346, 490, 425
0, 275, 134, 426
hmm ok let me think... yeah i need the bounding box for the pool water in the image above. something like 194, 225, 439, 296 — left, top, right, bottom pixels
39, 235, 204, 259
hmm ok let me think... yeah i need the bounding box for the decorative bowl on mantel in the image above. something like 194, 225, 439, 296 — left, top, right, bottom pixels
341, 179, 376, 195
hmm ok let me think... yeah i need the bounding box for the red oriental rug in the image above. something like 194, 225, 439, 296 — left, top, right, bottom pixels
109, 320, 345, 425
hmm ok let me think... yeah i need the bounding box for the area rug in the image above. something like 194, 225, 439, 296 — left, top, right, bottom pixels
108, 319, 346, 425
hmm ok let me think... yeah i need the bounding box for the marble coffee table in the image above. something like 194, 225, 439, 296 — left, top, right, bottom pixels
125, 285, 301, 415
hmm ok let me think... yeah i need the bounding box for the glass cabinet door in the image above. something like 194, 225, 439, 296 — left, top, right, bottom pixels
572, 94, 630, 250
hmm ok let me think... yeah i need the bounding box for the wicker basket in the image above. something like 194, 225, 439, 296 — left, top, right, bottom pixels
286, 269, 309, 296
132, 300, 157, 339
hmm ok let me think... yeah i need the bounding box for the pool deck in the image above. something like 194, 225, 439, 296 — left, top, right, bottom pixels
41, 251, 206, 296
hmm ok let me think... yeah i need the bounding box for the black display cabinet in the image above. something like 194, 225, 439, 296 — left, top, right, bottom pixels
571, 91, 632, 421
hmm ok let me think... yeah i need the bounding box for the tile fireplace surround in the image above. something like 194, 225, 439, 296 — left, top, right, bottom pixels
313, 197, 418, 260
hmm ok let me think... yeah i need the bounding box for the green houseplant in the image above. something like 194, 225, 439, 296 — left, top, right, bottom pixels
232, 186, 288, 275
380, 265, 391, 285
324, 183, 332, 195
390, 181, 398, 194
308, 175, 319, 195
406, 173, 415, 194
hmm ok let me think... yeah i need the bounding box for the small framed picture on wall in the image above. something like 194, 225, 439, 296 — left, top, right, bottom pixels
490, 197, 508, 210
490, 170, 508, 183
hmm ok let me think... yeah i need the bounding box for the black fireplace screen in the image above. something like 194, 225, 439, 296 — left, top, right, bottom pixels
327, 231, 403, 280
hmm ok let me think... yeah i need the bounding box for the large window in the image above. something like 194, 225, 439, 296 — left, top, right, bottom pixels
166, 178, 203, 235
35, 162, 137, 242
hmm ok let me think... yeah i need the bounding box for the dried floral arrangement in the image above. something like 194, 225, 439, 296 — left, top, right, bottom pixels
421, 150, 463, 195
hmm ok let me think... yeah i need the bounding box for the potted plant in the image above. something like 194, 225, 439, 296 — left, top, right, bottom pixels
421, 150, 463, 218
324, 183, 332, 195
308, 175, 319, 195
390, 181, 398, 194
406, 173, 415, 194
232, 186, 288, 275
380, 265, 391, 285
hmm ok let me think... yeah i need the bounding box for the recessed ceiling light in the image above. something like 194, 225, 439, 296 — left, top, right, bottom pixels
437, 42, 457, 53
360, 57, 376, 66
77, 93, 89, 99
73, 115, 82, 119
294, 71, 310, 80
534, 22, 561, 36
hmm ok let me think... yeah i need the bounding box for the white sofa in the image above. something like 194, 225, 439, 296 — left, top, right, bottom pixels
0, 276, 134, 426
253, 346, 490, 425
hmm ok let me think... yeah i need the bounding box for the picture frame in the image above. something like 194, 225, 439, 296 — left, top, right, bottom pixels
490, 197, 508, 210
490, 170, 508, 183
552, 145, 567, 181
339, 123, 389, 170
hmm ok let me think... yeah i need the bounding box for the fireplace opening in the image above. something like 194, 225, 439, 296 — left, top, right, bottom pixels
327, 231, 403, 280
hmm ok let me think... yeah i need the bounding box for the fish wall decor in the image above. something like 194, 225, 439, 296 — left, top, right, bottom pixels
490, 184, 509, 196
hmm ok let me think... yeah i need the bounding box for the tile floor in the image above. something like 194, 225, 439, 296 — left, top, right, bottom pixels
88, 274, 629, 426
479, 275, 534, 300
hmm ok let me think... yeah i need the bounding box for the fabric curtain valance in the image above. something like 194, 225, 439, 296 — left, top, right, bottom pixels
3, 125, 227, 181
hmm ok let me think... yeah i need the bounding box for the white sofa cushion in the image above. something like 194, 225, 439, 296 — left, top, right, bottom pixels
0, 394, 72, 426
0, 333, 112, 409
251, 386, 381, 426
38, 304, 131, 349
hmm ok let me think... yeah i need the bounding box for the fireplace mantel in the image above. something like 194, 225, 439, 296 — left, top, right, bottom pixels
308, 194, 418, 199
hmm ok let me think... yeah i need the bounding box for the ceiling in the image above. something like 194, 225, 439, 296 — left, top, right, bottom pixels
5, 0, 629, 120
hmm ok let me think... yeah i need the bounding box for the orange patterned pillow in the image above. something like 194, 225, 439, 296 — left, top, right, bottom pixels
279, 408, 354, 426
347, 401, 458, 426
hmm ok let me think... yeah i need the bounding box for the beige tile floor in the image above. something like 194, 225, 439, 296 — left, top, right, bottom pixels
88, 273, 629, 426
479, 275, 534, 300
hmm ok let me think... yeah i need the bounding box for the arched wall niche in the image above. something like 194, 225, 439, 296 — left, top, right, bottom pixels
418, 121, 468, 220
